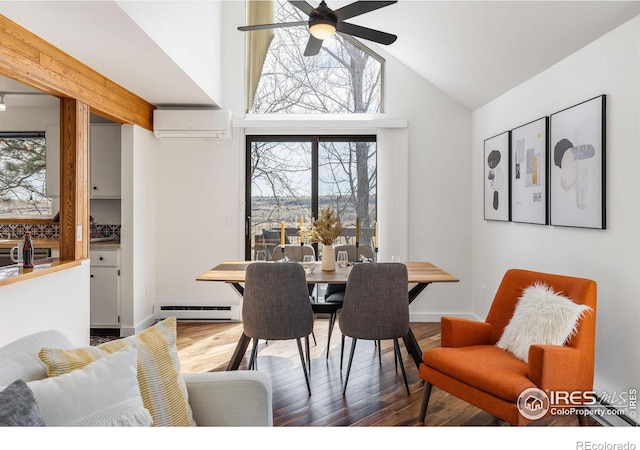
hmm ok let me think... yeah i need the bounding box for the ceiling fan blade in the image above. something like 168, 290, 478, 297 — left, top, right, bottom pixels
336, 22, 397, 45
288, 0, 316, 16
334, 1, 398, 21
304, 35, 323, 56
238, 21, 307, 32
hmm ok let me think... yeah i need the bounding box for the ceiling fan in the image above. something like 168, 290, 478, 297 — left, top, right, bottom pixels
238, 0, 398, 56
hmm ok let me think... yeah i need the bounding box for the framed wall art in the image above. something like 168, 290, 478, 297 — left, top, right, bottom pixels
550, 95, 606, 229
510, 117, 548, 225
484, 131, 510, 222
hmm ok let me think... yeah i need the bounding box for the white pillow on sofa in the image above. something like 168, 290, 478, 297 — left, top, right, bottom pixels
26, 346, 152, 426
496, 282, 591, 362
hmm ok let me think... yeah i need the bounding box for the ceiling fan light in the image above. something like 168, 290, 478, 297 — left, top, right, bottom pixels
309, 22, 336, 40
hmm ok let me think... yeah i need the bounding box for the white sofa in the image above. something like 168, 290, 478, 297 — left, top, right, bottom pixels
0, 330, 273, 426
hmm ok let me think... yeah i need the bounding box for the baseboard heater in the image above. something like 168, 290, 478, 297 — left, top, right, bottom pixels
154, 305, 232, 321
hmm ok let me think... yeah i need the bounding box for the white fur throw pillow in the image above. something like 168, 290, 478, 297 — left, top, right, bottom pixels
496, 282, 591, 362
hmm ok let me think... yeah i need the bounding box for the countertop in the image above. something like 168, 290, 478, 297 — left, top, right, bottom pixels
90, 241, 121, 250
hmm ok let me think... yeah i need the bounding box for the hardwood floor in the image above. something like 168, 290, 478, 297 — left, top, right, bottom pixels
176, 319, 598, 427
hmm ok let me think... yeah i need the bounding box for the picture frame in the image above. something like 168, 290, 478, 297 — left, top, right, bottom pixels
510, 117, 548, 225
484, 131, 510, 221
549, 95, 606, 229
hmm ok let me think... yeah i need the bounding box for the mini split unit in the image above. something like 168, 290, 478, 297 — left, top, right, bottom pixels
152, 109, 232, 139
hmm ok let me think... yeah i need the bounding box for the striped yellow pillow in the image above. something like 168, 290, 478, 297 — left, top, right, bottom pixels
39, 317, 194, 427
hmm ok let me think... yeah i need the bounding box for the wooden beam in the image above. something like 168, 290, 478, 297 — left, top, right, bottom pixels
59, 98, 89, 261
0, 14, 154, 130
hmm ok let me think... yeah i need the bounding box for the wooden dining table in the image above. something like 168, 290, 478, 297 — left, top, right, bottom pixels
196, 261, 458, 371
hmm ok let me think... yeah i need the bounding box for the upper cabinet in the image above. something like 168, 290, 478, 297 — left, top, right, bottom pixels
90, 124, 121, 199
46, 123, 121, 200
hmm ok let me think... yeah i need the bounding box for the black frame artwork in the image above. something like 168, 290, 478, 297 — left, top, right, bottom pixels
510, 117, 549, 225
484, 131, 510, 222
549, 95, 606, 229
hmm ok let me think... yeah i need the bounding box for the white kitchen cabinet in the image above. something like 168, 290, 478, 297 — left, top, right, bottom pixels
90, 248, 120, 328
90, 124, 121, 198
46, 123, 121, 199
45, 125, 60, 198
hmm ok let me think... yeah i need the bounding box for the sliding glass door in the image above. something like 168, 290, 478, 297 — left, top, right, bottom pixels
245, 135, 376, 260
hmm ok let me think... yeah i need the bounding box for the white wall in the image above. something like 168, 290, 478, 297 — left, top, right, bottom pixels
153, 133, 244, 312
0, 261, 90, 346
0, 105, 58, 130
377, 44, 473, 320
116, 0, 223, 105
120, 125, 159, 335
471, 15, 640, 398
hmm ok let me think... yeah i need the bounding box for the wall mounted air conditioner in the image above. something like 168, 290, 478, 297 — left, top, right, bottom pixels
153, 109, 232, 139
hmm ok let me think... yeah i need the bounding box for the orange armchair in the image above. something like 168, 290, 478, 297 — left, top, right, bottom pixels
419, 268, 597, 425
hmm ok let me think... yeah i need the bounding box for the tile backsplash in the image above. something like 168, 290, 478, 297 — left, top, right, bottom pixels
0, 223, 120, 240
90, 224, 121, 240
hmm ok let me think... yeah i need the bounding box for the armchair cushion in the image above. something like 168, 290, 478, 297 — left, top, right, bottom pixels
421, 345, 534, 403
496, 282, 591, 361
183, 371, 273, 426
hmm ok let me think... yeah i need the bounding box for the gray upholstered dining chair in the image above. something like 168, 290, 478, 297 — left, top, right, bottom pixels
324, 244, 375, 303
338, 262, 411, 396
334, 244, 374, 262
322, 244, 375, 356
271, 244, 316, 262
242, 262, 315, 396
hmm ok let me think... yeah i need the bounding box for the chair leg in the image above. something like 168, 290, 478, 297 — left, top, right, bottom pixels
578, 409, 589, 426
394, 338, 410, 395
248, 338, 259, 370
311, 331, 317, 346
326, 312, 336, 359
394, 344, 398, 372
342, 338, 358, 396
419, 382, 433, 422
378, 340, 382, 364
340, 335, 346, 370
305, 336, 311, 373
296, 338, 312, 396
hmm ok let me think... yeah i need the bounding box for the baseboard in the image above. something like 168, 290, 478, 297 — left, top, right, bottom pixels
120, 314, 156, 337
585, 399, 638, 427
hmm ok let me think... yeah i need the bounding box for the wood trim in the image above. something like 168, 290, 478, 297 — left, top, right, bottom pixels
0, 14, 154, 130
59, 99, 89, 261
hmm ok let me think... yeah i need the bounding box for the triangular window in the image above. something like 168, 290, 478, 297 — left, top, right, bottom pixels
245, 0, 384, 114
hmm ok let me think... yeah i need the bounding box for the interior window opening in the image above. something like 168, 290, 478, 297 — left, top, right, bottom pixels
0, 131, 52, 218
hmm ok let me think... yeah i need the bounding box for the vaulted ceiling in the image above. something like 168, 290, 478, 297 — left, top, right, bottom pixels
1, 1, 639, 112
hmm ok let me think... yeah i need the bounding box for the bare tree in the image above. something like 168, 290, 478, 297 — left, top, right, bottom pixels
250, 0, 380, 227
0, 136, 50, 216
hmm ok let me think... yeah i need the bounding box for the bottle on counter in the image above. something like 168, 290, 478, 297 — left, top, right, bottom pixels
23, 232, 34, 269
